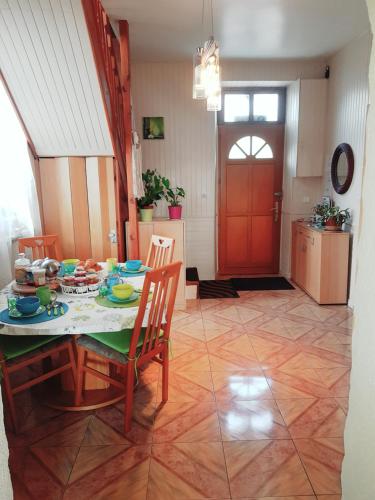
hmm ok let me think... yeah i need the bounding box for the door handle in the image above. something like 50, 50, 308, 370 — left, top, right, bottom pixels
270, 202, 279, 222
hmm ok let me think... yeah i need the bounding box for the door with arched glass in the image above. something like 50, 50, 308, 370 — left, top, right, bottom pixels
218, 124, 284, 274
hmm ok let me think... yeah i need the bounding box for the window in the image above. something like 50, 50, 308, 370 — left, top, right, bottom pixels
228, 136, 274, 160
0, 79, 40, 286
219, 88, 286, 124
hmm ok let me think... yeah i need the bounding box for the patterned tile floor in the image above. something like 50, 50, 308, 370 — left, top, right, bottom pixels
5, 286, 352, 499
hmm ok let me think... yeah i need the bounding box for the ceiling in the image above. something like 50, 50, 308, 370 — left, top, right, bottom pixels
0, 0, 113, 157
103, 0, 370, 61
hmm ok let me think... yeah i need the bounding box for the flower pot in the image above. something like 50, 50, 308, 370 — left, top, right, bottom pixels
168, 205, 182, 220
325, 217, 342, 231
139, 207, 154, 222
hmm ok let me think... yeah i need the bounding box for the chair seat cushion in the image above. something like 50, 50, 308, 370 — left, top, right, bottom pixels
0, 334, 62, 361
87, 328, 146, 354
76, 328, 164, 365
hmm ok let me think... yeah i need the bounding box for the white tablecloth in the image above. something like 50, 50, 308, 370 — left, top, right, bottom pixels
0, 275, 147, 336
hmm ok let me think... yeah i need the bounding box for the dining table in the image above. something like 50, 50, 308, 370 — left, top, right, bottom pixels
0, 265, 151, 411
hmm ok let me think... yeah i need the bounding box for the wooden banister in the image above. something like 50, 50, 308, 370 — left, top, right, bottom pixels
81, 0, 139, 261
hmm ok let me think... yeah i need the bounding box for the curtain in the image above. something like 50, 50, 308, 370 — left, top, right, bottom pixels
0, 80, 41, 287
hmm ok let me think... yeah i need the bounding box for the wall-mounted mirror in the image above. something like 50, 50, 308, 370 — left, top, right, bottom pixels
331, 143, 354, 194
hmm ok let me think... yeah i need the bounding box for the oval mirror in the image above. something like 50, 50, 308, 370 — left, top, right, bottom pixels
331, 143, 354, 194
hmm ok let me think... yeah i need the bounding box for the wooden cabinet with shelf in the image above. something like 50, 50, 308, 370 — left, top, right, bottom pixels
291, 221, 349, 304
126, 218, 186, 308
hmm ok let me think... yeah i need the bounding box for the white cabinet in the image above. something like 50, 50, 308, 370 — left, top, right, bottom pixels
286, 79, 328, 178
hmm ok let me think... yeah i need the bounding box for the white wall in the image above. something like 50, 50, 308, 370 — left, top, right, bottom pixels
341, 2, 375, 498
322, 32, 372, 304
132, 62, 216, 279
132, 59, 326, 279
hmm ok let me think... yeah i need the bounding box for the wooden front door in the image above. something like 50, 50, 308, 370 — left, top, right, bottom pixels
218, 124, 284, 275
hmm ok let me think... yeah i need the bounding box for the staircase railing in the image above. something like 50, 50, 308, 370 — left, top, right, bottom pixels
82, 0, 139, 261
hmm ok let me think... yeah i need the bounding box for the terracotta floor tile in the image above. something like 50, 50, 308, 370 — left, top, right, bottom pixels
286, 303, 338, 322
153, 401, 221, 443
276, 398, 346, 438
294, 438, 344, 495
256, 316, 314, 341
94, 401, 155, 444
149, 442, 230, 499
174, 318, 206, 340
212, 304, 264, 325
218, 399, 290, 440
265, 369, 333, 399
170, 348, 211, 371
316, 367, 351, 397
211, 370, 274, 400
223, 440, 314, 497
4, 287, 352, 500
65, 445, 150, 500
170, 331, 208, 350
9, 447, 66, 499
203, 318, 236, 341
335, 397, 349, 415
156, 371, 214, 402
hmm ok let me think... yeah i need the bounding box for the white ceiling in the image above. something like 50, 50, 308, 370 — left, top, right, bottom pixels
0, 0, 113, 157
103, 0, 370, 61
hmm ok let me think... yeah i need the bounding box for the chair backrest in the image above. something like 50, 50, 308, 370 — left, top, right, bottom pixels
129, 261, 182, 359
145, 235, 175, 269
18, 235, 63, 261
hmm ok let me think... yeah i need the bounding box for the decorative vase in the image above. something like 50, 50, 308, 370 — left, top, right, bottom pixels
168, 205, 182, 220
139, 207, 154, 222
325, 217, 342, 231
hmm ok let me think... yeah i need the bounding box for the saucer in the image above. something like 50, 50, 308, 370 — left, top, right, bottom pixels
107, 292, 139, 304
9, 305, 46, 319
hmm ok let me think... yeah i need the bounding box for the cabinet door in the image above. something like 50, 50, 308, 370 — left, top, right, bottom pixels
304, 232, 321, 300
297, 79, 327, 177
295, 230, 307, 289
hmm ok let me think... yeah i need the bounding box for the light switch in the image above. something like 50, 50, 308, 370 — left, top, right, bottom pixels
303, 196, 310, 203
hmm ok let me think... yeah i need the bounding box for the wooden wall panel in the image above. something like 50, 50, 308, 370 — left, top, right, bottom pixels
39, 158, 76, 258
105, 157, 118, 257
69, 157, 92, 260
39, 156, 117, 261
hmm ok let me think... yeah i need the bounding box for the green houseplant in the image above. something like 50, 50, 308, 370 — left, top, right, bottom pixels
137, 169, 164, 222
162, 178, 186, 220
313, 203, 350, 231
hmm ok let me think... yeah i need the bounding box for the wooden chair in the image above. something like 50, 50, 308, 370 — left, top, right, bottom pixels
75, 261, 182, 433
146, 235, 175, 269
0, 335, 76, 432
18, 234, 63, 261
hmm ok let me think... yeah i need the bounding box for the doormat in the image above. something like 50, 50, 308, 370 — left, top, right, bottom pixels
199, 280, 239, 299
231, 277, 295, 291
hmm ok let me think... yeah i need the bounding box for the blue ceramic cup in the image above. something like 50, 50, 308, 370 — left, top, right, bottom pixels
125, 260, 142, 271
16, 296, 40, 315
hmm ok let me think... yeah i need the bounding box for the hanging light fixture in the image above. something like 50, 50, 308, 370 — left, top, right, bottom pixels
192, 47, 206, 99
192, 0, 221, 111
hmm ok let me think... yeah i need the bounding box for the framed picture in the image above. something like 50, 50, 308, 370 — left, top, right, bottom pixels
143, 117, 165, 140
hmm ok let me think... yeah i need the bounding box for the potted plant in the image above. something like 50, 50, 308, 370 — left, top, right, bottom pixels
137, 169, 164, 222
313, 203, 350, 231
162, 178, 186, 219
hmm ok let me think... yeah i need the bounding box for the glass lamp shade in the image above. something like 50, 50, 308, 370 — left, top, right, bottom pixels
207, 88, 222, 111
193, 47, 206, 100
202, 38, 221, 111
